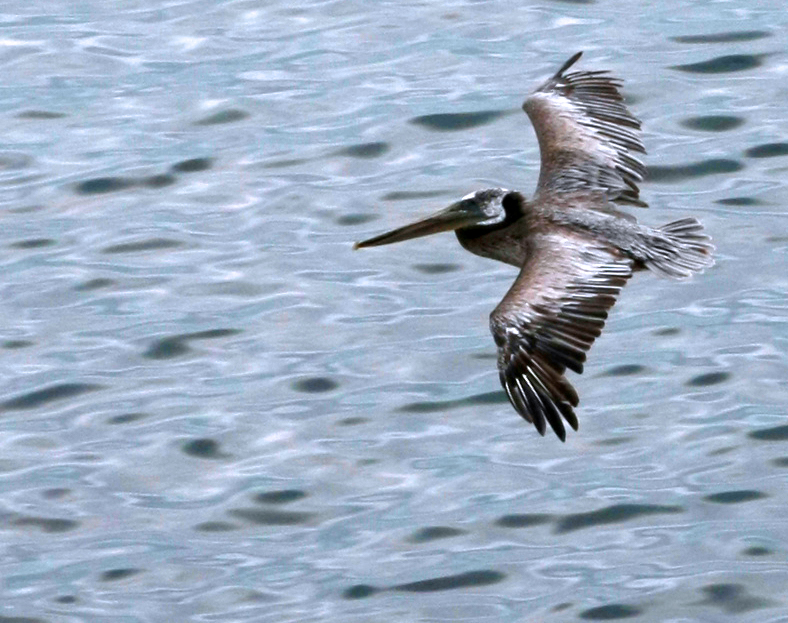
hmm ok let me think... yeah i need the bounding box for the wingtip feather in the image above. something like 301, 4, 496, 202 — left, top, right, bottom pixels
555, 51, 583, 78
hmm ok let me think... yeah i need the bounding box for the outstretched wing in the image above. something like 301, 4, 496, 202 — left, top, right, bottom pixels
523, 52, 647, 207
490, 230, 634, 441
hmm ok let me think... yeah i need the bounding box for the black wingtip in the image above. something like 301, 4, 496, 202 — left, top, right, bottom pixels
554, 51, 583, 78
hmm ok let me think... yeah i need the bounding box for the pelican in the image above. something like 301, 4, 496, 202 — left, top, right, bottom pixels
354, 52, 714, 441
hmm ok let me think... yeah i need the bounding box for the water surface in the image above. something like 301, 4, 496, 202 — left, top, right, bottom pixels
1, 1, 788, 621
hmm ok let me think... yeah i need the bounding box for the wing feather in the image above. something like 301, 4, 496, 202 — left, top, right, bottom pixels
523, 52, 647, 207
490, 231, 634, 440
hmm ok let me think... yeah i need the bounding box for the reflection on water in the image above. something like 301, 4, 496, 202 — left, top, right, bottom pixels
1, 0, 787, 621
670, 30, 771, 44
672, 54, 764, 74
410, 110, 510, 131
680, 115, 745, 132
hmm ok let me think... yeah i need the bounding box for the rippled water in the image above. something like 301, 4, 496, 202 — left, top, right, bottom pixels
1, 1, 788, 621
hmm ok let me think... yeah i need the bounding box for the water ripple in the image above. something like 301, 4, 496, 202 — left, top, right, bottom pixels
1, 383, 103, 411
671, 54, 764, 73
409, 110, 508, 131
0, 1, 786, 620
554, 504, 685, 534
671, 30, 771, 44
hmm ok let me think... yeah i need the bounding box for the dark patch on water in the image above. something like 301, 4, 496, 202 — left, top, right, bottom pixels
292, 377, 338, 393
9, 238, 55, 249
194, 521, 238, 532
16, 110, 67, 119
742, 546, 771, 556
716, 196, 761, 206
55, 595, 77, 603
686, 371, 729, 386
672, 54, 763, 74
648, 159, 743, 182
653, 326, 680, 336
460, 391, 508, 405
255, 489, 307, 505
100, 568, 140, 582
195, 109, 249, 125
141, 173, 177, 188
182, 438, 223, 459
12, 515, 79, 533
75, 177, 136, 194
336, 213, 377, 226
229, 508, 314, 526
75, 158, 213, 194
102, 238, 182, 254
680, 115, 744, 132
703, 490, 767, 504
671, 30, 770, 43
337, 142, 390, 159
1, 382, 102, 410
408, 526, 466, 542
495, 513, 553, 528
771, 457, 788, 467
106, 412, 146, 425
412, 263, 460, 274
745, 142, 788, 158
263, 157, 310, 169
596, 436, 635, 446
400, 390, 507, 413
382, 190, 450, 201
74, 277, 115, 291
410, 110, 506, 131
171, 157, 213, 173
144, 337, 190, 359
579, 603, 643, 619
697, 583, 775, 613
400, 400, 456, 414
604, 364, 646, 376
0, 152, 32, 169
708, 445, 738, 457
2, 340, 33, 349
393, 569, 505, 592
555, 503, 683, 534
0, 617, 46, 623
337, 416, 369, 426
749, 424, 788, 441
188, 328, 239, 341
343, 584, 379, 599
144, 328, 239, 359
41, 488, 70, 500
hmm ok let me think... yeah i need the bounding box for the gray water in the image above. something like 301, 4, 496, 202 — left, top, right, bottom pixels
1, 1, 788, 621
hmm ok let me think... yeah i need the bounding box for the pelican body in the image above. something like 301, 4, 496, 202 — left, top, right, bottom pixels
355, 52, 713, 441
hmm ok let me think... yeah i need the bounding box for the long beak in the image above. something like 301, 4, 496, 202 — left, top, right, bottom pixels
353, 201, 486, 249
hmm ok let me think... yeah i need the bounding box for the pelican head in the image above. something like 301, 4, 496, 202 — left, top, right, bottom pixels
354, 188, 523, 249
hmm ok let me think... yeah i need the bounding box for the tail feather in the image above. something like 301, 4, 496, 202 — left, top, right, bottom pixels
645, 218, 714, 279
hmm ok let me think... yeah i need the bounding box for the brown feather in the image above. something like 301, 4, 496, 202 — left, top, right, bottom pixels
523, 52, 647, 207
490, 230, 634, 440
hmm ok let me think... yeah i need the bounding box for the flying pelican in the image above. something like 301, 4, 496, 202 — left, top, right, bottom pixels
354, 52, 714, 441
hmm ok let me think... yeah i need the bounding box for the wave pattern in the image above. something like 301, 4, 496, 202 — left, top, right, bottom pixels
0, 0, 786, 621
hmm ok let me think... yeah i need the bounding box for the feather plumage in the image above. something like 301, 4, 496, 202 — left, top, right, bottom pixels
354, 53, 714, 441
490, 232, 634, 440
523, 51, 647, 207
